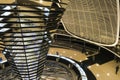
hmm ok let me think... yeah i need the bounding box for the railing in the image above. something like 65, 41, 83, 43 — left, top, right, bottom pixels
47, 54, 88, 80
51, 32, 120, 58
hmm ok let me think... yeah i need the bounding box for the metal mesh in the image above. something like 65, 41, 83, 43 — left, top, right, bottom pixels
0, 0, 67, 80
62, 0, 119, 46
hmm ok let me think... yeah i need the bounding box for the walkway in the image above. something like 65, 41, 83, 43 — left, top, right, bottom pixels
49, 47, 120, 80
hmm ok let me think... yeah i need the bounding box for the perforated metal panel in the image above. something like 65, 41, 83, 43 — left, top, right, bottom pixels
62, 0, 119, 46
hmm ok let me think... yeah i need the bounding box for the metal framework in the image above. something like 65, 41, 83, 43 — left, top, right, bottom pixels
0, 0, 67, 80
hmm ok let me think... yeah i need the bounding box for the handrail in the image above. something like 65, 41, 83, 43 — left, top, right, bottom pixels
48, 54, 88, 80
51, 32, 120, 58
